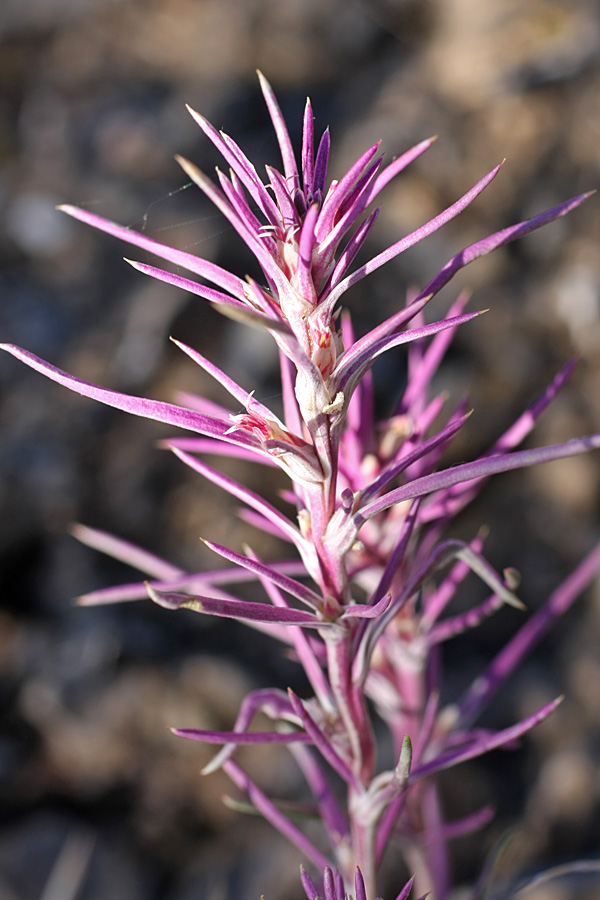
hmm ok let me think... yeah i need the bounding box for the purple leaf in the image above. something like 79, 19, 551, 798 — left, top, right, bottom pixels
290, 743, 349, 847
359, 411, 472, 506
224, 758, 330, 871
201, 539, 325, 610
0, 344, 259, 448
301, 97, 315, 196
313, 127, 330, 197
164, 436, 276, 465
459, 539, 600, 726
417, 191, 593, 305
124, 258, 246, 310
145, 583, 326, 628
323, 162, 504, 315
71, 524, 184, 580
314, 142, 382, 242
58, 204, 245, 297
185, 103, 280, 224
411, 696, 563, 780
427, 591, 506, 644
171, 448, 304, 548
357, 434, 600, 523
335, 311, 484, 395
341, 594, 391, 620
171, 727, 311, 745
257, 70, 299, 188
175, 155, 293, 301
201, 687, 297, 775
354, 867, 368, 900
300, 867, 319, 900
369, 134, 437, 199
394, 875, 416, 900
288, 690, 360, 789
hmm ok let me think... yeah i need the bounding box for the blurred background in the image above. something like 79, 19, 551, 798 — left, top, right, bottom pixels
1, 1, 599, 898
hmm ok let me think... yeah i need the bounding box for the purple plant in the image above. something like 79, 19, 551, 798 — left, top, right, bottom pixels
3, 73, 599, 899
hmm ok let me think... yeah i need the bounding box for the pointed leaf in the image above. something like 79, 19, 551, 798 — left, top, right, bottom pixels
411, 696, 563, 781
172, 727, 311, 745
357, 434, 600, 524
146, 583, 326, 628
0, 344, 263, 448
224, 758, 330, 871
201, 538, 324, 610
58, 204, 245, 297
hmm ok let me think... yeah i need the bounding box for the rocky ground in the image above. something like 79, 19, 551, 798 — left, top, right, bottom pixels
1, 1, 599, 899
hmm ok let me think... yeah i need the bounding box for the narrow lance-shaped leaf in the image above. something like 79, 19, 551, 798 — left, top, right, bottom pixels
349, 191, 593, 360
335, 311, 485, 401
420, 530, 487, 628
426, 806, 495, 845
146, 583, 328, 628
356, 434, 600, 524
316, 158, 384, 261
368, 134, 437, 200
217, 167, 278, 248
76, 558, 308, 607
164, 436, 275, 465
244, 545, 334, 711
414, 191, 594, 307
175, 156, 295, 303
326, 208, 379, 292
58, 204, 246, 297
400, 291, 471, 413
312, 127, 330, 197
458, 539, 600, 727
171, 447, 305, 548
322, 161, 504, 317
171, 727, 311, 745
420, 357, 580, 524
288, 690, 361, 790
201, 687, 297, 776
366, 500, 422, 612
170, 338, 255, 408
71, 524, 185, 581
314, 141, 381, 241
359, 410, 472, 506
290, 743, 350, 847
427, 591, 508, 645
301, 96, 315, 196
185, 103, 280, 225
354, 537, 521, 687
223, 758, 331, 872
354, 868, 368, 900
295, 202, 321, 303
124, 258, 249, 311
394, 875, 417, 900
257, 70, 299, 189
341, 594, 391, 620
201, 538, 325, 610
266, 163, 300, 223
0, 344, 260, 449
410, 696, 563, 781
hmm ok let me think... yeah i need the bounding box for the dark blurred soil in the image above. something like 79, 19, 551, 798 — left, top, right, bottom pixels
1, 2, 599, 899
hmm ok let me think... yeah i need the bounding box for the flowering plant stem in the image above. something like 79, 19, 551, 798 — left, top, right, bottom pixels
3, 72, 599, 900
